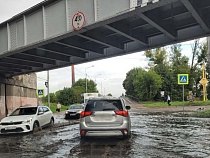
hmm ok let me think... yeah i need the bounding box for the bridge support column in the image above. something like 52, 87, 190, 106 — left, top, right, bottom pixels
0, 83, 6, 119
0, 73, 37, 119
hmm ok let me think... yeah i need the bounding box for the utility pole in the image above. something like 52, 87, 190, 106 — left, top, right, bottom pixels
71, 65, 75, 85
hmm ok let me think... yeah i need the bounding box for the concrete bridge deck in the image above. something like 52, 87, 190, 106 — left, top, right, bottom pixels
0, 0, 209, 78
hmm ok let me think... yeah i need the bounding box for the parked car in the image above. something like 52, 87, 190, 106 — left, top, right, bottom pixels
0, 105, 54, 134
65, 104, 84, 119
80, 97, 131, 139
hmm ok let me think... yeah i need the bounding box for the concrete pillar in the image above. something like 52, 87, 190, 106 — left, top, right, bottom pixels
0, 73, 37, 119
0, 83, 6, 119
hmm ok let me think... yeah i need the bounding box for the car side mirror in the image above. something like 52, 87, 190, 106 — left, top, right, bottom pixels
126, 106, 131, 110
38, 111, 44, 115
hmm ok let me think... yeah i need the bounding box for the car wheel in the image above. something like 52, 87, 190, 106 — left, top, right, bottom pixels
50, 118, 54, 127
81, 136, 86, 141
33, 122, 39, 132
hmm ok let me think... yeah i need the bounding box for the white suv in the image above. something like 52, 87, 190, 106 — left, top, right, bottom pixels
0, 105, 54, 134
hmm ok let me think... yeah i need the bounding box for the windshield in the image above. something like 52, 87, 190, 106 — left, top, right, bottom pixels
10, 107, 37, 116
69, 105, 83, 110
85, 100, 123, 111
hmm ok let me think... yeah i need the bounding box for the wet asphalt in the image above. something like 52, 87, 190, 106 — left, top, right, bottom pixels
0, 110, 210, 158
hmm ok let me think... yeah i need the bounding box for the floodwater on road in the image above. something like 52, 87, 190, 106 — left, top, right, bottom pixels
0, 111, 210, 158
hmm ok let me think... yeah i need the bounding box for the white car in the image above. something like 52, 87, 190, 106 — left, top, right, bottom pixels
0, 105, 54, 134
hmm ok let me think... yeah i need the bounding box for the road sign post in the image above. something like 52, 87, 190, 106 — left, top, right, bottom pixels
178, 74, 189, 113
200, 63, 208, 101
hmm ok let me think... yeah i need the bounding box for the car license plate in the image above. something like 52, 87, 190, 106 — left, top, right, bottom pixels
70, 114, 76, 116
5, 126, 16, 130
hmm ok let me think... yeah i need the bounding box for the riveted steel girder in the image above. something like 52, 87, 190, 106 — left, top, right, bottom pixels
0, 0, 210, 77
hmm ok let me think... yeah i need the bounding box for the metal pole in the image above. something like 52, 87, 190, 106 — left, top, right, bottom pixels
101, 80, 102, 95
85, 70, 87, 93
47, 70, 50, 108
85, 65, 94, 93
183, 84, 184, 113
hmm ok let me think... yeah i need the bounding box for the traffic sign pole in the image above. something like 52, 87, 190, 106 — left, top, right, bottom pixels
199, 63, 208, 101
178, 74, 189, 114
47, 70, 50, 108
183, 85, 184, 113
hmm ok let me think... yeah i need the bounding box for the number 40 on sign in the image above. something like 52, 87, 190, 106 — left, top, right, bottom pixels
72, 12, 86, 31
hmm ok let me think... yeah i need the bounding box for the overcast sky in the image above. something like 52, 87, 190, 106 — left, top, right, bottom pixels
0, 0, 205, 97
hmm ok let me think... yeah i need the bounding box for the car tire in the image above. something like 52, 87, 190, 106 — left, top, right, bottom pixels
33, 122, 39, 132
122, 133, 131, 140
50, 118, 54, 127
64, 115, 68, 119
81, 136, 86, 141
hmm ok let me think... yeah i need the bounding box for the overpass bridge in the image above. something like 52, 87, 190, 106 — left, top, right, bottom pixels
0, 0, 210, 78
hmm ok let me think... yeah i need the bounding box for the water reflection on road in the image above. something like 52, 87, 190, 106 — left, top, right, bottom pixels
131, 113, 210, 158
0, 111, 210, 158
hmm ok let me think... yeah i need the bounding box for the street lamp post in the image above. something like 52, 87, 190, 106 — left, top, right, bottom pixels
85, 65, 94, 93
101, 79, 106, 95
104, 83, 108, 96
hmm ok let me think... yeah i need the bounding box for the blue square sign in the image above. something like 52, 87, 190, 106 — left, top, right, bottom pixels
178, 74, 188, 84
37, 89, 44, 97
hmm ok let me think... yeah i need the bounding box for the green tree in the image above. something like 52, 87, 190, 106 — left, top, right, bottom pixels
145, 47, 173, 99
71, 86, 84, 103
169, 44, 190, 100
123, 68, 144, 98
133, 69, 162, 101
42, 93, 56, 103
73, 78, 98, 93
107, 93, 112, 96
56, 87, 76, 106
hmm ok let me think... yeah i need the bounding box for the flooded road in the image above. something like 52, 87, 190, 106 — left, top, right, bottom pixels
0, 111, 210, 158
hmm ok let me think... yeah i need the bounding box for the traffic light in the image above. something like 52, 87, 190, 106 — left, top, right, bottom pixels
45, 81, 48, 88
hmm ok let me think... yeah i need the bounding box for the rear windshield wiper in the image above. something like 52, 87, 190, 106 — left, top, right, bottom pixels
103, 108, 115, 111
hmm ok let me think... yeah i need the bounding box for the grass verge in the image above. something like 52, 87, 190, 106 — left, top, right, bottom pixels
142, 101, 210, 108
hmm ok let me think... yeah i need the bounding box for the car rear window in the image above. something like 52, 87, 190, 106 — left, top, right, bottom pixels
85, 100, 123, 111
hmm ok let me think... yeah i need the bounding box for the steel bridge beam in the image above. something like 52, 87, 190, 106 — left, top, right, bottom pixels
180, 0, 210, 33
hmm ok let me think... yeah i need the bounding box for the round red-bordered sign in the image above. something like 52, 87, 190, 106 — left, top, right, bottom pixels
72, 12, 86, 31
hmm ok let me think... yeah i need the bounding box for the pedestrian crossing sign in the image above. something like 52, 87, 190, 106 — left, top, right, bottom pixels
178, 74, 188, 84
37, 89, 44, 97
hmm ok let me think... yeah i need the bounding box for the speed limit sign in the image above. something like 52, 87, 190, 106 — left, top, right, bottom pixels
72, 12, 86, 30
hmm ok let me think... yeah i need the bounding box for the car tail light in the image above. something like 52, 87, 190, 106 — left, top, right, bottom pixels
80, 111, 92, 118
123, 129, 128, 135
115, 110, 128, 117
81, 130, 86, 136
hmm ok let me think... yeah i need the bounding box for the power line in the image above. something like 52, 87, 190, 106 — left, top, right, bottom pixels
75, 67, 85, 75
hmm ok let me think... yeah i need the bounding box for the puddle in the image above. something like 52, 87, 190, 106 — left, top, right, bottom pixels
0, 111, 210, 157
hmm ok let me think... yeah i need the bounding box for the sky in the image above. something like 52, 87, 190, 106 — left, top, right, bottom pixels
0, 0, 206, 97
